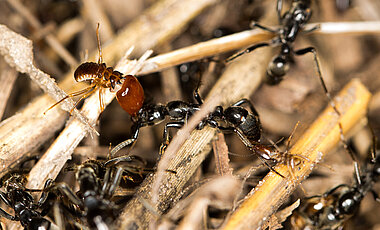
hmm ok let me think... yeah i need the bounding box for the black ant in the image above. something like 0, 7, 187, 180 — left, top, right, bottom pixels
291, 131, 380, 229
0, 173, 54, 230
227, 0, 319, 85
228, 0, 361, 180
112, 83, 308, 179
49, 156, 143, 229
45, 24, 144, 115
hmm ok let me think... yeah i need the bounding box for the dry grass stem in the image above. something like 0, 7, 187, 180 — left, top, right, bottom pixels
0, 64, 17, 120
56, 17, 85, 45
262, 199, 300, 230
177, 176, 241, 230
306, 21, 380, 35
213, 132, 233, 176
222, 79, 371, 230
138, 29, 275, 75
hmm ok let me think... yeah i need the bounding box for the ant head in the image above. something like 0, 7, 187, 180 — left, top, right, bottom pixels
337, 190, 360, 215
224, 107, 249, 126
266, 56, 289, 85
293, 1, 312, 24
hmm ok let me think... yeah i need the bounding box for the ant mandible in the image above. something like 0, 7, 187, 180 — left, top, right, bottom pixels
46, 23, 144, 116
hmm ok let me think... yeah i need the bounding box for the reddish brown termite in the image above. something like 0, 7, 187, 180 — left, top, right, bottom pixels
45, 24, 144, 116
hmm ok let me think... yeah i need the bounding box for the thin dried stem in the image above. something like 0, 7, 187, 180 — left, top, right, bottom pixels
222, 79, 371, 230
306, 21, 380, 35
138, 29, 275, 75
0, 63, 17, 120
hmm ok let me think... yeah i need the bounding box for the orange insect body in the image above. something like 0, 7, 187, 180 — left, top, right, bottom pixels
116, 75, 144, 116
74, 62, 123, 90
45, 24, 145, 115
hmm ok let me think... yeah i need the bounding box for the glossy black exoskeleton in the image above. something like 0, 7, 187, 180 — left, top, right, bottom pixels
227, 0, 321, 85
292, 139, 380, 229
51, 155, 148, 229
0, 174, 52, 230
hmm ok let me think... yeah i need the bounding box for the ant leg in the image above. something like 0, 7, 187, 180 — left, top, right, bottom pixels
99, 87, 105, 113
231, 98, 259, 117
0, 208, 15, 220
69, 85, 99, 114
257, 156, 285, 178
193, 87, 204, 105
37, 179, 54, 208
0, 192, 11, 207
303, 24, 320, 33
369, 122, 377, 162
276, 0, 283, 24
295, 46, 362, 184
54, 183, 83, 208
104, 167, 124, 198
109, 124, 140, 157
226, 42, 270, 63
160, 122, 185, 154
323, 184, 350, 197
105, 155, 146, 168
250, 22, 277, 33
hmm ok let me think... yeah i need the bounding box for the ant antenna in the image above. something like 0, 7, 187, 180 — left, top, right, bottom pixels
286, 121, 300, 151
96, 23, 103, 64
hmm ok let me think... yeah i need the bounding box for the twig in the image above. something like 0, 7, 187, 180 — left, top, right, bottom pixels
0, 62, 17, 120
177, 176, 241, 230
138, 29, 275, 75
213, 132, 233, 176
222, 79, 371, 230
306, 21, 380, 35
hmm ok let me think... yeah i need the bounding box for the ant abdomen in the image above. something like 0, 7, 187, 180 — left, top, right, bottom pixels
266, 56, 290, 85
116, 75, 144, 116
224, 106, 262, 143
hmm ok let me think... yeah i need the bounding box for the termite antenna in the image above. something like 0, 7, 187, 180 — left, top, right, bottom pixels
96, 23, 103, 64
